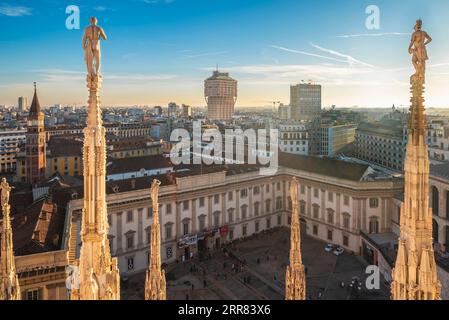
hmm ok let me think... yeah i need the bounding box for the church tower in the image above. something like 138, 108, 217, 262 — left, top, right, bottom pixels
285, 177, 306, 300
391, 19, 441, 300
70, 17, 120, 300
25, 83, 46, 184
145, 179, 166, 300
0, 178, 21, 300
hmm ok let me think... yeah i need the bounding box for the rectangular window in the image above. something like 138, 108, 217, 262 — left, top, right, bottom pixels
266, 184, 270, 193
165, 225, 172, 239
276, 182, 281, 191
255, 221, 259, 233
314, 188, 319, 198
183, 222, 189, 235
242, 224, 247, 236
240, 189, 248, 198
183, 200, 189, 210
228, 211, 234, 223
328, 192, 333, 202
344, 195, 350, 206
199, 197, 205, 207
327, 230, 333, 241
166, 203, 172, 215
228, 192, 233, 201
266, 218, 271, 229
300, 185, 305, 194
229, 229, 234, 240
126, 234, 134, 249
127, 211, 133, 223
26, 289, 40, 300
146, 207, 152, 219
214, 195, 220, 204
277, 215, 282, 226
369, 198, 379, 208
254, 186, 260, 195
313, 225, 318, 235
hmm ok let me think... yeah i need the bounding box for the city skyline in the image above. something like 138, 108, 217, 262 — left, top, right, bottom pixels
2, 0, 449, 108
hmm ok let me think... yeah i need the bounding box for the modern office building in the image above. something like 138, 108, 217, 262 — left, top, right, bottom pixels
18, 96, 27, 113
205, 70, 237, 121
320, 124, 357, 157
290, 83, 321, 121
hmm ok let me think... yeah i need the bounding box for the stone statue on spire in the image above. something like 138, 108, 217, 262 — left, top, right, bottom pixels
408, 19, 432, 83
82, 17, 107, 79
391, 19, 440, 300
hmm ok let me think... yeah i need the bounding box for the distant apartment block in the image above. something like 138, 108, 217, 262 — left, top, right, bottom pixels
182, 104, 192, 118
278, 104, 291, 120
355, 120, 407, 171
0, 129, 26, 173
205, 70, 237, 121
290, 83, 321, 121
278, 122, 309, 155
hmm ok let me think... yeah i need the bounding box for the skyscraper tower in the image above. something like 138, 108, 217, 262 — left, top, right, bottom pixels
71, 17, 120, 300
205, 70, 237, 121
391, 19, 441, 300
285, 177, 306, 300
145, 179, 166, 300
0, 178, 21, 300
25, 83, 46, 184
18, 96, 27, 113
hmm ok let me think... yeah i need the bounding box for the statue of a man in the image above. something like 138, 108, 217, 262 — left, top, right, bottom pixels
0, 177, 12, 207
82, 17, 107, 78
408, 19, 432, 81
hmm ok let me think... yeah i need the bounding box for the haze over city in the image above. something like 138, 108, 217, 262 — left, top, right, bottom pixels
1, 0, 449, 108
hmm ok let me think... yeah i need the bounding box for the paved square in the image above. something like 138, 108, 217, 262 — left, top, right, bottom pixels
121, 226, 390, 300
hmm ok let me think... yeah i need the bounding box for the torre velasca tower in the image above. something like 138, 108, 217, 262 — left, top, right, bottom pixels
205, 70, 237, 121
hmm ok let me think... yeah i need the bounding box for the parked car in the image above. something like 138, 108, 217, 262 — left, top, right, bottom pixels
333, 246, 345, 256
324, 244, 334, 252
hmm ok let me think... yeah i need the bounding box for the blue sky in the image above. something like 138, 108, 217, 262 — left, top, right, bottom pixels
1, 0, 449, 108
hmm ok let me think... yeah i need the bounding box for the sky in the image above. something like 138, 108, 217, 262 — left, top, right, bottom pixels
1, 0, 449, 108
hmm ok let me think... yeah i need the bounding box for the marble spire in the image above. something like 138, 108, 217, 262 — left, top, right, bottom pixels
285, 177, 306, 300
71, 17, 120, 300
0, 178, 21, 300
391, 19, 440, 300
145, 179, 167, 300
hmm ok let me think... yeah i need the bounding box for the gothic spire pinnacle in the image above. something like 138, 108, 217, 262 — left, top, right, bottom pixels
391, 19, 440, 300
145, 179, 166, 300
0, 178, 21, 300
285, 177, 306, 300
71, 18, 120, 300
29, 81, 41, 116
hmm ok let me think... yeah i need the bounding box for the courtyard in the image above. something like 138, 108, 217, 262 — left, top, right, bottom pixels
121, 226, 390, 300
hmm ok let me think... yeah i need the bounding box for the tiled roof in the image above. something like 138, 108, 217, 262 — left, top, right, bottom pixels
279, 152, 370, 181
107, 154, 173, 174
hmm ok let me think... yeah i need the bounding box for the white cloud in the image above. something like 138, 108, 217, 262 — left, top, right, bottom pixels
0, 4, 32, 16
270, 45, 347, 64
336, 32, 410, 38
309, 43, 374, 67
182, 51, 228, 59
